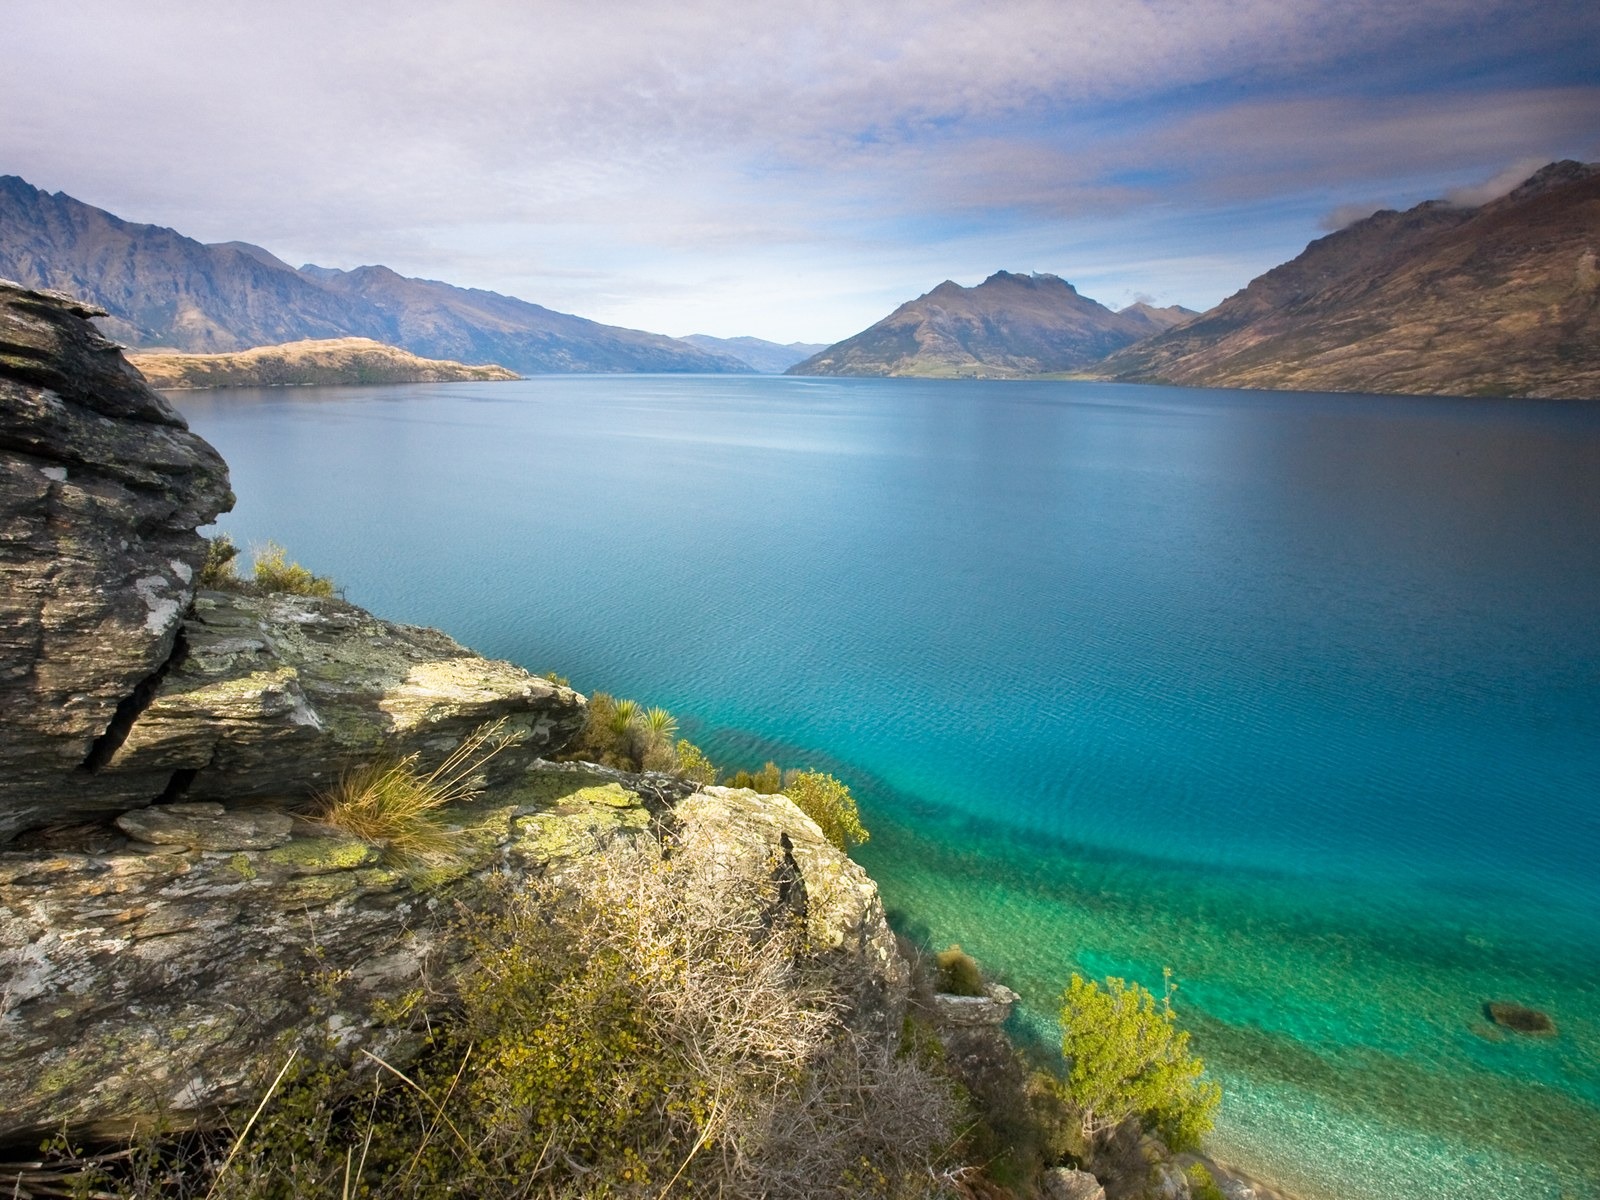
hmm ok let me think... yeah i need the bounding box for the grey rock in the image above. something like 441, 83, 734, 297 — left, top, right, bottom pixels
1041, 1167, 1107, 1200
932, 982, 1020, 1027
96, 588, 588, 806
0, 280, 233, 839
115, 804, 294, 851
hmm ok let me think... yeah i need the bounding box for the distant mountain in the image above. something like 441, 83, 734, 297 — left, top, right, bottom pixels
1116, 301, 1198, 336
679, 334, 828, 373
787, 271, 1161, 377
0, 175, 750, 375
1099, 161, 1600, 399
128, 338, 520, 389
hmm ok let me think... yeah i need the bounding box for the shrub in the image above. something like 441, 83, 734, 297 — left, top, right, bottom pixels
934, 945, 985, 997
317, 719, 513, 863
1187, 1162, 1229, 1200
674, 739, 718, 785
783, 769, 870, 852
250, 541, 336, 597
728, 760, 783, 793
1056, 973, 1220, 1150
198, 532, 241, 588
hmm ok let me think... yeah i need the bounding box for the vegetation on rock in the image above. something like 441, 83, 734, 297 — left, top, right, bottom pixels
42, 841, 962, 1198
316, 719, 514, 863
934, 945, 986, 997
199, 534, 338, 598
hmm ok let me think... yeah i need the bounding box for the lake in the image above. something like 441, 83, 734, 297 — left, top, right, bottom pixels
176, 375, 1600, 1200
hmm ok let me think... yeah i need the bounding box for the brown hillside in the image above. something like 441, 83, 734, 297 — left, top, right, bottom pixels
127, 337, 520, 389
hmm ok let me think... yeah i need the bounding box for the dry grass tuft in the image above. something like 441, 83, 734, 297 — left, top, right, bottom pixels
317, 719, 515, 863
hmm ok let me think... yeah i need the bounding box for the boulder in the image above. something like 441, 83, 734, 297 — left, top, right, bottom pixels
1041, 1167, 1107, 1200
932, 983, 1020, 1027
673, 786, 910, 1037
0, 281, 233, 839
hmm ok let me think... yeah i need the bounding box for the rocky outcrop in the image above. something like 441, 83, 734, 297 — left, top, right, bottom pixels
1041, 1166, 1108, 1200
0, 766, 908, 1142
0, 281, 233, 840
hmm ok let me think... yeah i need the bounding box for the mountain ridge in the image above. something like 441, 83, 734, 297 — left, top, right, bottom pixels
1098, 161, 1600, 399
0, 175, 751, 375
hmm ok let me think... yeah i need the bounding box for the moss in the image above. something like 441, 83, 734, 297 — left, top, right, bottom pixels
263, 836, 378, 874
508, 768, 621, 809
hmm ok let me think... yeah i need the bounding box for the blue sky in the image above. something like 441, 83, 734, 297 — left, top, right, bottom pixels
4, 0, 1598, 342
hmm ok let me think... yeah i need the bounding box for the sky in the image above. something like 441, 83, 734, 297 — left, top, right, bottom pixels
4, 0, 1598, 343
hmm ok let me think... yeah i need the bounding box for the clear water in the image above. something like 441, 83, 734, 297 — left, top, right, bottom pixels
175, 377, 1600, 1199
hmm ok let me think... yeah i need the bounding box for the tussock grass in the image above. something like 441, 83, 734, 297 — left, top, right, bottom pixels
317, 719, 514, 863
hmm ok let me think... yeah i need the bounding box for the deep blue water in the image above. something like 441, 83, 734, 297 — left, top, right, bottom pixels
176, 376, 1600, 1199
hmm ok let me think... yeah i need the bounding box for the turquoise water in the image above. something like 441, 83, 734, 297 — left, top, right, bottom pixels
176, 377, 1600, 1199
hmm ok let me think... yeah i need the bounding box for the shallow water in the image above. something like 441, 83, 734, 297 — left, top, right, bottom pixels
177, 376, 1600, 1198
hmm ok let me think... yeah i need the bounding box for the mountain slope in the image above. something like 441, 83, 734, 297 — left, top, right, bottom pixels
1100, 161, 1600, 399
788, 272, 1157, 377
0, 175, 749, 374
127, 338, 520, 388
679, 334, 828, 373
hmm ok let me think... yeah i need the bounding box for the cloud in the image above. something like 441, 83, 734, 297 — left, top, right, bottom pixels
1445, 156, 1554, 205
4, 0, 1599, 338
1320, 202, 1387, 230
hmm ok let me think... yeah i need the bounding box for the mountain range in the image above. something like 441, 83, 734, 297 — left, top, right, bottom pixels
787, 272, 1193, 377
1099, 160, 1600, 399
0, 175, 750, 375
679, 334, 829, 373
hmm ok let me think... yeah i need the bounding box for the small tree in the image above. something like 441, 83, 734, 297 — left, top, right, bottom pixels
1056, 972, 1220, 1150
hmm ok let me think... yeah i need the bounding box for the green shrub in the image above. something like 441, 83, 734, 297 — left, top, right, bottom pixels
728, 760, 782, 793
249, 541, 336, 597
934, 944, 985, 997
1056, 972, 1220, 1150
198, 532, 241, 588
1187, 1162, 1229, 1200
674, 739, 718, 785
782, 770, 870, 851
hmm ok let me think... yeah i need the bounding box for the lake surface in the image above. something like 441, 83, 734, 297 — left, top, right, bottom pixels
176, 376, 1600, 1200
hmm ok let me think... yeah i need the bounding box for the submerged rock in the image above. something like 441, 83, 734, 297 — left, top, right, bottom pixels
1485, 1001, 1557, 1036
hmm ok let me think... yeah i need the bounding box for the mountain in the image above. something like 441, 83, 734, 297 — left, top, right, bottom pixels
0, 175, 750, 375
787, 271, 1161, 377
127, 338, 520, 389
1115, 301, 1198, 336
679, 333, 828, 373
1099, 161, 1600, 399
